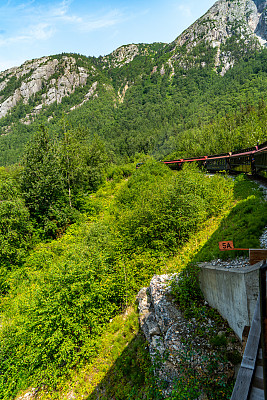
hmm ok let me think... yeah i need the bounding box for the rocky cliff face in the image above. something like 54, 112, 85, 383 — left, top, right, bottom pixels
175, 0, 267, 48
168, 0, 267, 74
0, 55, 97, 119
99, 43, 165, 69
101, 44, 142, 69
0, 0, 266, 123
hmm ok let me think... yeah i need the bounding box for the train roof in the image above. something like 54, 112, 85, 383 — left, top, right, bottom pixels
163, 156, 206, 164
162, 140, 267, 165
232, 146, 256, 155
207, 152, 230, 159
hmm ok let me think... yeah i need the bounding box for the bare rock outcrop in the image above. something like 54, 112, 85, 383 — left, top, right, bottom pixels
1, 0, 266, 123
70, 81, 98, 111
169, 0, 267, 74
0, 56, 90, 119
175, 0, 267, 48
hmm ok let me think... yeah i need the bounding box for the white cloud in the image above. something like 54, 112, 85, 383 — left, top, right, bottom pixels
0, 59, 19, 71
49, 2, 123, 33
177, 4, 193, 18
0, 0, 124, 48
76, 11, 124, 32
50, 0, 72, 18
27, 23, 55, 40
0, 23, 54, 46
0, 35, 27, 46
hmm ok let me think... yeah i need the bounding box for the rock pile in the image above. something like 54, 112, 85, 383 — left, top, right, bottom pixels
260, 227, 267, 248
136, 274, 240, 397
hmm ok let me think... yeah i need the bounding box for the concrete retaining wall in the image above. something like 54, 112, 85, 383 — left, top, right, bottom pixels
198, 262, 261, 341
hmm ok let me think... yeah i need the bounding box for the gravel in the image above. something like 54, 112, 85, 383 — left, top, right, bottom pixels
260, 227, 267, 248
210, 256, 250, 269
137, 275, 242, 398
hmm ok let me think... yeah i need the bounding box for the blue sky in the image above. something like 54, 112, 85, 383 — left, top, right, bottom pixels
0, 0, 215, 72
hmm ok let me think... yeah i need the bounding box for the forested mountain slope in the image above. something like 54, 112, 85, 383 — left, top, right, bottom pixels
0, 0, 266, 165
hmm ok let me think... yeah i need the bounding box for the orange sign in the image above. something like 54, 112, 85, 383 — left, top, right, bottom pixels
219, 241, 234, 251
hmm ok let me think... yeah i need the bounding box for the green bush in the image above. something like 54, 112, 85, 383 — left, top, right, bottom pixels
194, 175, 267, 262
106, 163, 135, 182
210, 333, 227, 347
116, 162, 233, 253
0, 247, 124, 398
0, 161, 240, 398
171, 263, 203, 310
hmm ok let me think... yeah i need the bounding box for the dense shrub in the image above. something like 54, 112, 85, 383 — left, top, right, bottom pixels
0, 165, 254, 399
116, 162, 233, 253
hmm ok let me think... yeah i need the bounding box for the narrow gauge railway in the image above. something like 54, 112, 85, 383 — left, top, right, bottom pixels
160, 140, 267, 176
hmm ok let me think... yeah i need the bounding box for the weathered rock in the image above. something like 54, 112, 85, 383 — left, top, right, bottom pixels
109, 44, 140, 66
137, 273, 242, 397
170, 0, 267, 74
1, 0, 266, 124
118, 82, 129, 104
69, 81, 98, 111
137, 275, 185, 395
0, 56, 90, 119
137, 287, 161, 341
16, 388, 38, 400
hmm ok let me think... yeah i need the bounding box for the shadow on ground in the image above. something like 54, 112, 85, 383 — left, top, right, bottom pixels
85, 331, 163, 400
85, 177, 267, 400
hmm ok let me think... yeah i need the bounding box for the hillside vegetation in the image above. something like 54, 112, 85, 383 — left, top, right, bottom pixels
0, 48, 266, 165
0, 140, 267, 399
0, 50, 266, 399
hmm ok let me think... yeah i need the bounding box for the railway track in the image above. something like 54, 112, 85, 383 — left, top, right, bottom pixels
231, 177, 267, 400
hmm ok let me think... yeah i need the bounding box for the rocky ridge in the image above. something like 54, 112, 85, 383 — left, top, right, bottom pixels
168, 0, 267, 75
98, 1, 267, 75
99, 43, 165, 70
101, 44, 143, 69
0, 56, 96, 119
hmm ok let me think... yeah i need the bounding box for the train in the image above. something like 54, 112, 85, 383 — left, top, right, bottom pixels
159, 141, 267, 176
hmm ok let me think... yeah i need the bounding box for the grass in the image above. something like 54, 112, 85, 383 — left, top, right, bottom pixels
31, 307, 157, 400
192, 175, 267, 261
14, 174, 267, 400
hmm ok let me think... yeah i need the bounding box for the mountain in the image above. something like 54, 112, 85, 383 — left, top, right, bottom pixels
168, 0, 267, 74
0, 0, 266, 165
0, 43, 165, 121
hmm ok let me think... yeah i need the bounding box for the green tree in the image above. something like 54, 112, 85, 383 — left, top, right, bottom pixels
0, 167, 33, 294
85, 135, 109, 191
58, 127, 108, 201
20, 127, 70, 237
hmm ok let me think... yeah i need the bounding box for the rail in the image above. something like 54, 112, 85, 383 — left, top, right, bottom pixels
154, 139, 267, 175
260, 262, 267, 399
231, 260, 267, 400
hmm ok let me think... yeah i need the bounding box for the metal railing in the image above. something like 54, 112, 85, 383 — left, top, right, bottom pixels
231, 260, 267, 400
260, 261, 267, 399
